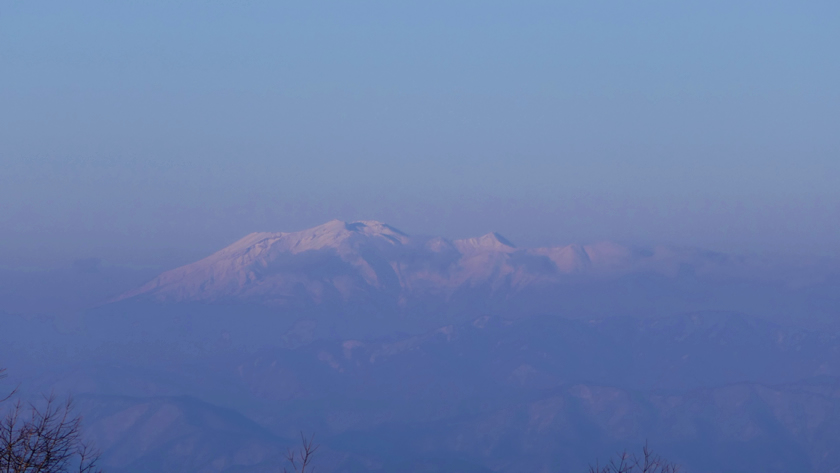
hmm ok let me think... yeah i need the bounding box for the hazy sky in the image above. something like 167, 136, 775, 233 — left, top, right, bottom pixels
2, 1, 839, 267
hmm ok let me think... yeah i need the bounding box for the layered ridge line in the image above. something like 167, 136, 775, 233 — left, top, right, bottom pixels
114, 219, 743, 305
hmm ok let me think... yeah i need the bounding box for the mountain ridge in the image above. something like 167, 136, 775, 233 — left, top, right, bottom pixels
113, 220, 825, 316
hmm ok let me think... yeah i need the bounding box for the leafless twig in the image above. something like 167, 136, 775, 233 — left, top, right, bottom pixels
0, 368, 19, 404
282, 432, 318, 473
0, 385, 101, 473
589, 442, 679, 473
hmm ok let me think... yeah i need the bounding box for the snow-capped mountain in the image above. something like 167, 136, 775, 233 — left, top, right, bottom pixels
116, 219, 738, 306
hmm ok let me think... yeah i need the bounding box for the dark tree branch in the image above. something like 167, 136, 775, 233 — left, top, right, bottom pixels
0, 368, 19, 404
282, 432, 318, 473
589, 443, 679, 473
1, 368, 101, 473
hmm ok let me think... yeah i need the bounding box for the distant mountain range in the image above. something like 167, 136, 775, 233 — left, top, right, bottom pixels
6, 220, 840, 472
115, 219, 777, 305
15, 310, 840, 473
106, 219, 840, 339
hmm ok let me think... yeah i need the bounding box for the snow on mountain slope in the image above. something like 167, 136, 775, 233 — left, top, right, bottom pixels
116, 220, 741, 305
116, 220, 412, 303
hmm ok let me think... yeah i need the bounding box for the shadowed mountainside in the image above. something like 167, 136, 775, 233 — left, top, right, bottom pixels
4, 220, 840, 472
8, 311, 840, 473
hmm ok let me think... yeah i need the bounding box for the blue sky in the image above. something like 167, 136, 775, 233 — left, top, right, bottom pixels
2, 1, 839, 266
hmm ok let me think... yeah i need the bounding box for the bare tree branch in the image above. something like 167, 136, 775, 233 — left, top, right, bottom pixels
282, 432, 318, 473
589, 443, 679, 473
0, 369, 102, 473
0, 368, 19, 404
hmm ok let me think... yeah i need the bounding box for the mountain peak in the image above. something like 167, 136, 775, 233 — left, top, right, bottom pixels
455, 232, 516, 252
484, 232, 515, 248
343, 220, 408, 238
279, 220, 411, 250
